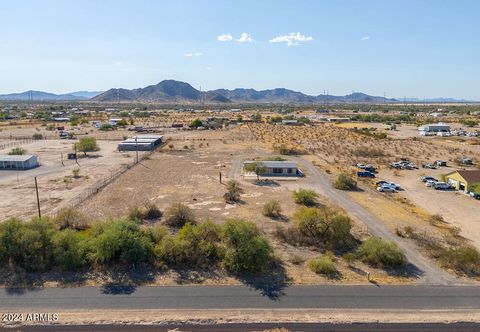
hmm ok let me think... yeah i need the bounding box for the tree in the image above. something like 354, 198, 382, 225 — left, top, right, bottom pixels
222, 219, 272, 273
189, 119, 203, 128
334, 173, 357, 191
224, 180, 244, 203
116, 119, 128, 127
8, 147, 26, 155
244, 161, 267, 180
293, 189, 318, 206
32, 133, 43, 140
52, 229, 85, 270
470, 183, 480, 195
75, 137, 100, 156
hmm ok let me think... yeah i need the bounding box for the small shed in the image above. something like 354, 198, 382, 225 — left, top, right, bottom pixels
0, 154, 39, 170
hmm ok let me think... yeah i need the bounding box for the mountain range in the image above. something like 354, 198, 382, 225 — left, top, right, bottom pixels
0, 90, 102, 101
92, 80, 397, 104
0, 81, 474, 103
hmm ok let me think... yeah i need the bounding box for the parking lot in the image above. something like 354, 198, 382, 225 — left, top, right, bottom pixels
378, 166, 480, 248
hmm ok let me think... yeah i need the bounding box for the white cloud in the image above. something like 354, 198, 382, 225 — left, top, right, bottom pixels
361, 36, 370, 41
237, 33, 253, 43
269, 32, 313, 46
184, 52, 203, 57
217, 33, 233, 42
114, 61, 123, 66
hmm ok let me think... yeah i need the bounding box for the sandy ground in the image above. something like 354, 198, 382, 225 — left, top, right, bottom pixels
377, 167, 480, 249
0, 139, 138, 220
2, 309, 480, 327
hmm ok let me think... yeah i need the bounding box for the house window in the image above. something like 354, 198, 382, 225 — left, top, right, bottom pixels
272, 168, 283, 174
287, 168, 293, 174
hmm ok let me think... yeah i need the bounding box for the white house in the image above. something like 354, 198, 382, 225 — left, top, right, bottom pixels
0, 154, 39, 170
243, 160, 301, 177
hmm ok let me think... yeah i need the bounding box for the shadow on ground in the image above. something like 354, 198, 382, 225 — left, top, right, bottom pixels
235, 260, 291, 300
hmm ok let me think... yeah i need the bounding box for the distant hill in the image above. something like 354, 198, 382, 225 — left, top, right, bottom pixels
69, 91, 103, 99
93, 80, 398, 104
0, 90, 87, 101
0, 90, 102, 101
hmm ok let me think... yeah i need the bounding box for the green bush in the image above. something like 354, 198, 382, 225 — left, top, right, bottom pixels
293, 207, 354, 249
356, 237, 407, 268
334, 173, 357, 191
222, 219, 272, 273
164, 203, 195, 228
89, 219, 154, 266
52, 229, 85, 270
0, 218, 55, 272
262, 200, 282, 218
441, 245, 480, 276
308, 255, 337, 277
75, 137, 100, 156
8, 147, 26, 155
32, 133, 43, 140
293, 188, 318, 206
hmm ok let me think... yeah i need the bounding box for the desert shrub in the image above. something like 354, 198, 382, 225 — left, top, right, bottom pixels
164, 203, 195, 227
308, 255, 337, 277
72, 167, 81, 178
334, 173, 357, 190
440, 245, 480, 276
0, 218, 56, 272
352, 147, 387, 158
146, 224, 169, 244
54, 208, 89, 230
32, 133, 43, 140
8, 147, 26, 155
88, 219, 154, 266
154, 235, 189, 266
293, 207, 354, 249
356, 237, 406, 268
262, 200, 282, 218
222, 219, 272, 273
52, 229, 85, 270
289, 254, 304, 265
128, 202, 162, 221
223, 180, 244, 203
293, 188, 318, 206
343, 252, 355, 265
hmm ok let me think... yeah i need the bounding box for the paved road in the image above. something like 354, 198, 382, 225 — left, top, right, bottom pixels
2, 285, 480, 310
17, 322, 480, 332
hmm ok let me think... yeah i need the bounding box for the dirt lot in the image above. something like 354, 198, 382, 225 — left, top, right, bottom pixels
0, 139, 139, 220
77, 126, 412, 285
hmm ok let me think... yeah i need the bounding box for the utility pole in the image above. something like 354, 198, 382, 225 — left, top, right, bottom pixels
34, 176, 41, 218
135, 136, 139, 163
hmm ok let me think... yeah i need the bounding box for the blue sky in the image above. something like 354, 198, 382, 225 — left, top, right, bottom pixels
1, 0, 479, 99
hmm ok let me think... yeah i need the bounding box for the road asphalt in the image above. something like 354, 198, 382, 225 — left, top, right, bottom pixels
1, 285, 480, 310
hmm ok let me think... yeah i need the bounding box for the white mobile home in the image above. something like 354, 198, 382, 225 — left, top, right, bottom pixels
0, 154, 39, 170
243, 160, 301, 177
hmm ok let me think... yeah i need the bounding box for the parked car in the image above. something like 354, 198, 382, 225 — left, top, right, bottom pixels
377, 185, 396, 192
403, 163, 417, 170
376, 180, 388, 186
435, 160, 447, 167
425, 180, 438, 187
421, 176, 438, 183
469, 192, 480, 200
364, 165, 376, 173
422, 163, 437, 169
390, 162, 402, 169
387, 182, 401, 190
357, 171, 375, 178
434, 182, 453, 190
356, 163, 366, 169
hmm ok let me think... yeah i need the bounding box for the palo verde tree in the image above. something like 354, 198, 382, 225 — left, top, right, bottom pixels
75, 137, 100, 156
244, 161, 267, 181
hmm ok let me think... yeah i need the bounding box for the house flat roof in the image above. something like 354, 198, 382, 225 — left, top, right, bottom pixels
0, 154, 36, 162
243, 160, 297, 168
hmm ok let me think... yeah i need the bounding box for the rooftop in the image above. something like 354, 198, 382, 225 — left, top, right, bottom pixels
0, 154, 37, 162
455, 170, 480, 183
243, 160, 297, 168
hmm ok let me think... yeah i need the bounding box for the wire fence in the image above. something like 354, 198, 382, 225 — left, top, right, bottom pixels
0, 139, 34, 151
57, 148, 158, 213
